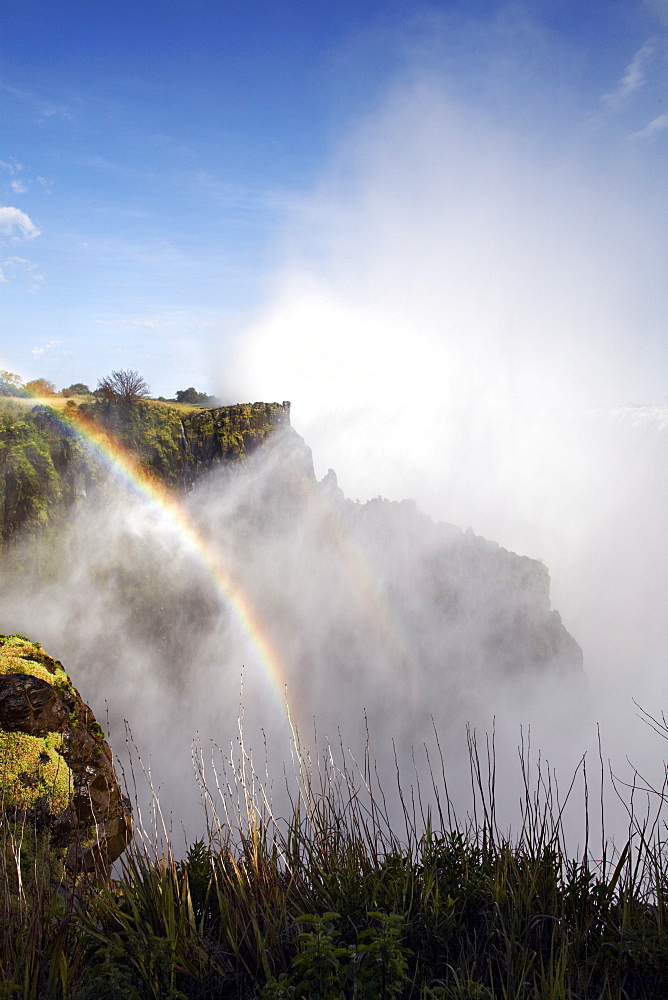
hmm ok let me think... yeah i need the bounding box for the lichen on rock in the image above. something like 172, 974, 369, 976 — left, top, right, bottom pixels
0, 634, 132, 877
0, 730, 72, 813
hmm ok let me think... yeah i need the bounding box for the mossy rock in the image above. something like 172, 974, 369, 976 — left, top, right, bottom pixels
0, 634, 132, 880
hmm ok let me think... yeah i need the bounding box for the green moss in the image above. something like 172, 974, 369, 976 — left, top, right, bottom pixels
79, 398, 188, 486
181, 402, 290, 475
88, 720, 105, 739
0, 635, 75, 813
0, 730, 72, 812
0, 409, 63, 538
0, 634, 71, 688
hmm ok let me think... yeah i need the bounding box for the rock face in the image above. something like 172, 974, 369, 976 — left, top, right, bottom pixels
181, 401, 292, 486
260, 461, 585, 704
340, 492, 584, 680
0, 634, 132, 874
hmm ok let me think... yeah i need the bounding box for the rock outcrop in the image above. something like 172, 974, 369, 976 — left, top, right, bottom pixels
181, 401, 292, 486
346, 494, 584, 679
0, 634, 132, 875
313, 469, 585, 682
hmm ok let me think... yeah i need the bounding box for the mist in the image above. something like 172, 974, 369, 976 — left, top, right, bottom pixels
211, 25, 668, 831
2, 11, 668, 850
0, 430, 583, 839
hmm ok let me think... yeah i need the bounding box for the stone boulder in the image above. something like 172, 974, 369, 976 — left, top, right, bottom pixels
0, 634, 132, 875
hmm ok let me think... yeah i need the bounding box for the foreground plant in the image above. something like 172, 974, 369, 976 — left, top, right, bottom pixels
2, 716, 668, 998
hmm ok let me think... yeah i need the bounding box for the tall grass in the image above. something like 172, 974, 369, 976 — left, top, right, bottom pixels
2, 714, 668, 999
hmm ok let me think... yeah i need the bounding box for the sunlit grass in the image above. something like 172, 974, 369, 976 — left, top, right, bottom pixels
2, 394, 73, 411
3, 395, 204, 413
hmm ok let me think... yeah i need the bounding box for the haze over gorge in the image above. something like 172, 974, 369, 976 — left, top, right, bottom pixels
1, 388, 666, 850
2, 4, 668, 852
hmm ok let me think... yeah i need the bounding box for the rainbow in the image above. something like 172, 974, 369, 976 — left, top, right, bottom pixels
3, 384, 419, 725
2, 387, 293, 722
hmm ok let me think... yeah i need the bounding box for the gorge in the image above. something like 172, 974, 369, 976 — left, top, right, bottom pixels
0, 394, 586, 836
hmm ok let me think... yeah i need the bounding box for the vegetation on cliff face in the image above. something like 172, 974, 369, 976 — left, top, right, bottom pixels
181, 401, 291, 484
80, 397, 188, 486
0, 730, 72, 814
0, 404, 75, 543
0, 398, 292, 545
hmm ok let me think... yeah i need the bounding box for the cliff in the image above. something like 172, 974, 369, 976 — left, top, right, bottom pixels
0, 403, 90, 543
0, 397, 583, 692
0, 398, 292, 542
336, 487, 583, 680
181, 401, 292, 486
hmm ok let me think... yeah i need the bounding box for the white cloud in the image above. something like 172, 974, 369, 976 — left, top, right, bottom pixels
10, 180, 27, 194
603, 39, 657, 108
630, 109, 668, 139
0, 256, 44, 291
93, 311, 211, 337
0, 206, 40, 240
0, 159, 23, 176
95, 315, 165, 330
30, 340, 59, 358
131, 317, 164, 330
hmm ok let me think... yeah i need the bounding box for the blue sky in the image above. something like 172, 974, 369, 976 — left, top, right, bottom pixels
1, 0, 667, 399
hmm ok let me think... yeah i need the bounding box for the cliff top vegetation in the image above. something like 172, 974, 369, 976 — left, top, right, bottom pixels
0, 366, 218, 409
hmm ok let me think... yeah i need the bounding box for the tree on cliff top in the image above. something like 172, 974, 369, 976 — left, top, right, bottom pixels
0, 370, 23, 396
62, 383, 92, 397
175, 386, 215, 406
26, 378, 57, 396
97, 369, 150, 404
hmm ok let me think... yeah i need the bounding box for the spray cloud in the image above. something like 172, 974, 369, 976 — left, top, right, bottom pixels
218, 12, 668, 822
